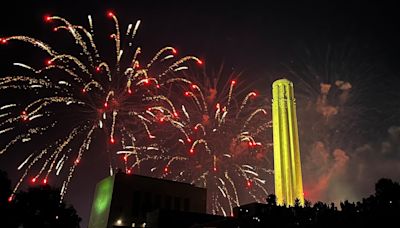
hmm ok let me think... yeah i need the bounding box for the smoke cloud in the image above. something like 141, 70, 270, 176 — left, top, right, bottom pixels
298, 80, 400, 205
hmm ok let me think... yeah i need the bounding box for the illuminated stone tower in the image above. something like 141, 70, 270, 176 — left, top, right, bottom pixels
272, 78, 304, 206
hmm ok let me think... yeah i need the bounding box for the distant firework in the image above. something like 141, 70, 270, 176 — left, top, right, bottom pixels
283, 40, 383, 203
0, 12, 202, 201
120, 68, 274, 216
283, 40, 380, 148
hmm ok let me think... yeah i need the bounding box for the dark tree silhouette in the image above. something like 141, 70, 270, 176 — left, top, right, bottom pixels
0, 170, 11, 204
266, 194, 277, 206
236, 178, 400, 227
1, 170, 16, 227
0, 170, 81, 228
375, 178, 400, 202
13, 185, 81, 228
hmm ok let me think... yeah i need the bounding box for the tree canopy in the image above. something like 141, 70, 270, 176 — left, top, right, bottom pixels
0, 170, 81, 228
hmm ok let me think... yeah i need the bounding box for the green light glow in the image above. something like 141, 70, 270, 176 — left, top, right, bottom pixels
272, 79, 304, 206
88, 176, 114, 228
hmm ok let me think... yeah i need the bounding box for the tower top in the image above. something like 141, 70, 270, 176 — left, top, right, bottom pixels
272, 78, 293, 87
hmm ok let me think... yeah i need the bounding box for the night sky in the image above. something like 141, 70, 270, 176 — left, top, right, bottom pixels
1, 1, 400, 227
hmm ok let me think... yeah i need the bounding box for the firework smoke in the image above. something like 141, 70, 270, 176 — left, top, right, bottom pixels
284, 38, 396, 204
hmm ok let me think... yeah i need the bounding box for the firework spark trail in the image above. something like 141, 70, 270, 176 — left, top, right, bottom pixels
143, 70, 274, 216
0, 12, 202, 200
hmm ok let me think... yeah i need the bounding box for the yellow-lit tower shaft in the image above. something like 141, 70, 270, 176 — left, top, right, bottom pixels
272, 79, 304, 206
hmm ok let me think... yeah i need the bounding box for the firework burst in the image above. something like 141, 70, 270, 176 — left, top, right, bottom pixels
122, 67, 274, 216
0, 12, 202, 201
282, 38, 386, 202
